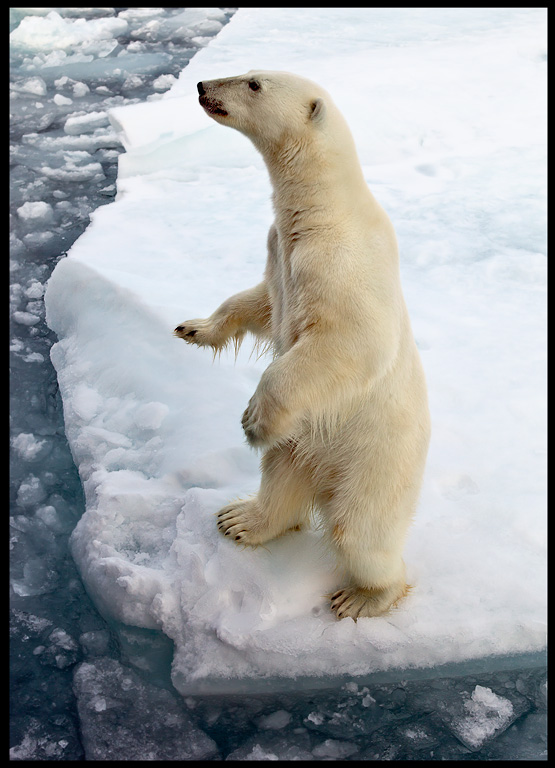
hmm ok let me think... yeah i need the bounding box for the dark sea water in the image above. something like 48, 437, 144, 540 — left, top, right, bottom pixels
10, 8, 546, 760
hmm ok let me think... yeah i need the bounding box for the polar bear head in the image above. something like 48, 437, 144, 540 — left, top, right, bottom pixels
197, 70, 367, 195
197, 70, 344, 153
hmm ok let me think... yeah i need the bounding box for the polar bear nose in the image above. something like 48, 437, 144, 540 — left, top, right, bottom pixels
197, 82, 205, 96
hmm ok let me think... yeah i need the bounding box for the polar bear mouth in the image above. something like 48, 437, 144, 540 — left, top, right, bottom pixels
199, 95, 228, 117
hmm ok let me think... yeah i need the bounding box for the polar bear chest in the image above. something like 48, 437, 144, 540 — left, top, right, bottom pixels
265, 228, 315, 357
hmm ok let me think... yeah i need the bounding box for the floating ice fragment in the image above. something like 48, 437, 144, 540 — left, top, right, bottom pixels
39, 158, 105, 183
35, 505, 64, 532
122, 74, 144, 91
24, 280, 44, 299
227, 731, 314, 761
10, 11, 128, 54
12, 558, 53, 597
11, 76, 48, 96
306, 712, 324, 726
49, 627, 79, 652
23, 232, 55, 248
152, 73, 176, 92
452, 685, 515, 750
239, 744, 279, 760
72, 81, 90, 98
117, 8, 165, 24
191, 36, 212, 47
10, 610, 53, 636
21, 127, 120, 154
16, 200, 53, 222
23, 351, 45, 363
11, 432, 46, 461
9, 732, 38, 761
257, 709, 292, 730
12, 311, 40, 326
16, 474, 46, 508
53, 93, 72, 106
73, 658, 218, 760
312, 738, 359, 759
64, 111, 109, 135
166, 7, 227, 32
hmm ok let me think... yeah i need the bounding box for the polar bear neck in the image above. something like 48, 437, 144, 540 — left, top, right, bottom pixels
259, 130, 374, 238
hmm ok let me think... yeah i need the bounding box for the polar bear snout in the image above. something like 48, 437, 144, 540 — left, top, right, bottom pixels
197, 80, 229, 117
199, 95, 228, 117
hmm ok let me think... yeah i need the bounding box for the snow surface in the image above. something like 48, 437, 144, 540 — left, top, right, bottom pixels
44, 7, 546, 694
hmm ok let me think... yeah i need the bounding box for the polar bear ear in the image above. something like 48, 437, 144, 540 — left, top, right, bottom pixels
309, 97, 325, 123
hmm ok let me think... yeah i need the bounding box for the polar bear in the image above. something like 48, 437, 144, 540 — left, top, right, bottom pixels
175, 71, 430, 620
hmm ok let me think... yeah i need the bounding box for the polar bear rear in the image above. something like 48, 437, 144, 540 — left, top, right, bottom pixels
175, 71, 431, 619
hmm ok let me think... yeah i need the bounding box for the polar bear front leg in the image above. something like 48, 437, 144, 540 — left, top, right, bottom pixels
174, 315, 239, 352
217, 442, 313, 545
174, 281, 271, 353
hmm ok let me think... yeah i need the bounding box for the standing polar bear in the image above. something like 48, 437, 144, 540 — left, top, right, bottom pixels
175, 71, 430, 620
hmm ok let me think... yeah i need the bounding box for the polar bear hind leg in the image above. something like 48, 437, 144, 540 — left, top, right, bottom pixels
328, 541, 409, 620
321, 487, 413, 619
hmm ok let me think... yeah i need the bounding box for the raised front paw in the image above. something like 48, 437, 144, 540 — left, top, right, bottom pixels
174, 318, 222, 349
174, 319, 202, 341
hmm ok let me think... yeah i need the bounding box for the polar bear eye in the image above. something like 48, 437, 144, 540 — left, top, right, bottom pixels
248, 80, 261, 92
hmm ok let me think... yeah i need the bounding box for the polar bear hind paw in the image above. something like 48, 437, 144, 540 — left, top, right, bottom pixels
329, 583, 409, 620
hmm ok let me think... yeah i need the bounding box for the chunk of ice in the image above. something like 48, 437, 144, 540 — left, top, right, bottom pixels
312, 738, 359, 759
257, 709, 292, 730
451, 685, 515, 750
16, 200, 54, 222
11, 76, 47, 97
64, 110, 109, 135
11, 433, 46, 461
53, 93, 72, 106
73, 658, 219, 760
10, 11, 128, 55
